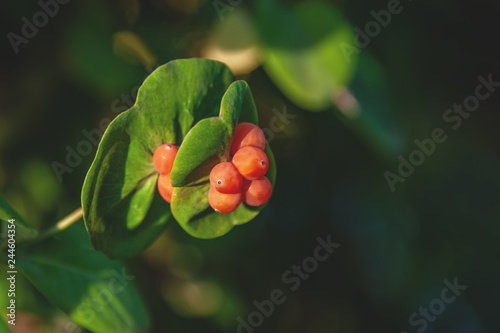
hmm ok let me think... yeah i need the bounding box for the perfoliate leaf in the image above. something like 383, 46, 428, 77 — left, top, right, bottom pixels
82, 58, 276, 255
82, 59, 234, 258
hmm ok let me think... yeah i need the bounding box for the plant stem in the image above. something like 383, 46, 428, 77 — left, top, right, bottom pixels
37, 207, 83, 241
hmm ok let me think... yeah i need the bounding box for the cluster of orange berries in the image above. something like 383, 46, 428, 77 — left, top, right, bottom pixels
152, 123, 272, 213
209, 123, 272, 213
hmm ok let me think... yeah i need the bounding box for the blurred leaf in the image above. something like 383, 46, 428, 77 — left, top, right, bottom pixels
113, 30, 157, 68
0, 192, 38, 243
18, 224, 149, 333
335, 53, 405, 158
0, 315, 11, 333
201, 10, 262, 75
19, 160, 62, 213
208, 10, 258, 51
163, 279, 223, 317
0, 270, 55, 320
82, 59, 234, 258
257, 0, 357, 111
255, 0, 404, 158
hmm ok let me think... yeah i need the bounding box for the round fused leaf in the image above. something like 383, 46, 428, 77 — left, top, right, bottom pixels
81, 58, 235, 258
82, 59, 276, 247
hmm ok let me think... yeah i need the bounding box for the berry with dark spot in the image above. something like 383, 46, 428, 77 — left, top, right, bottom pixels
209, 162, 243, 194
232, 146, 269, 180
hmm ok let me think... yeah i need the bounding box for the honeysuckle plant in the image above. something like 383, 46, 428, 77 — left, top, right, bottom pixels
0, 58, 276, 333
82, 58, 276, 259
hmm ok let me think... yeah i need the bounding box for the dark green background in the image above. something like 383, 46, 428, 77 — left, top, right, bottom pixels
1, 0, 499, 332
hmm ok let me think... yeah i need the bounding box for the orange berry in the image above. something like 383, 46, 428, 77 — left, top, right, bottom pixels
242, 177, 272, 206
158, 173, 174, 203
230, 122, 266, 156
209, 162, 243, 194
153, 143, 179, 174
232, 146, 269, 180
208, 186, 242, 214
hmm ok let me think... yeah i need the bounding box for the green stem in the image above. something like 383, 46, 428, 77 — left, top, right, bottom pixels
36, 207, 83, 242
1, 208, 84, 252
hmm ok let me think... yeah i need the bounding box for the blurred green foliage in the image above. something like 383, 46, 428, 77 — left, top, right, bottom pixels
1, 0, 499, 332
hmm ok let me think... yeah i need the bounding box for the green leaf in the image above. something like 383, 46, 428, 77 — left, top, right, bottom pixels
219, 80, 259, 127
255, 1, 403, 158
83, 59, 276, 246
171, 117, 230, 188
18, 224, 149, 333
171, 142, 276, 239
257, 0, 357, 111
0, 192, 38, 244
335, 53, 405, 159
82, 58, 235, 259
0, 267, 55, 320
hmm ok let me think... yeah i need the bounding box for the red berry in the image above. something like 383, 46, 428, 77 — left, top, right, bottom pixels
153, 143, 179, 174
158, 173, 174, 203
208, 186, 242, 214
242, 177, 272, 206
232, 146, 269, 180
209, 162, 243, 194
230, 122, 266, 156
